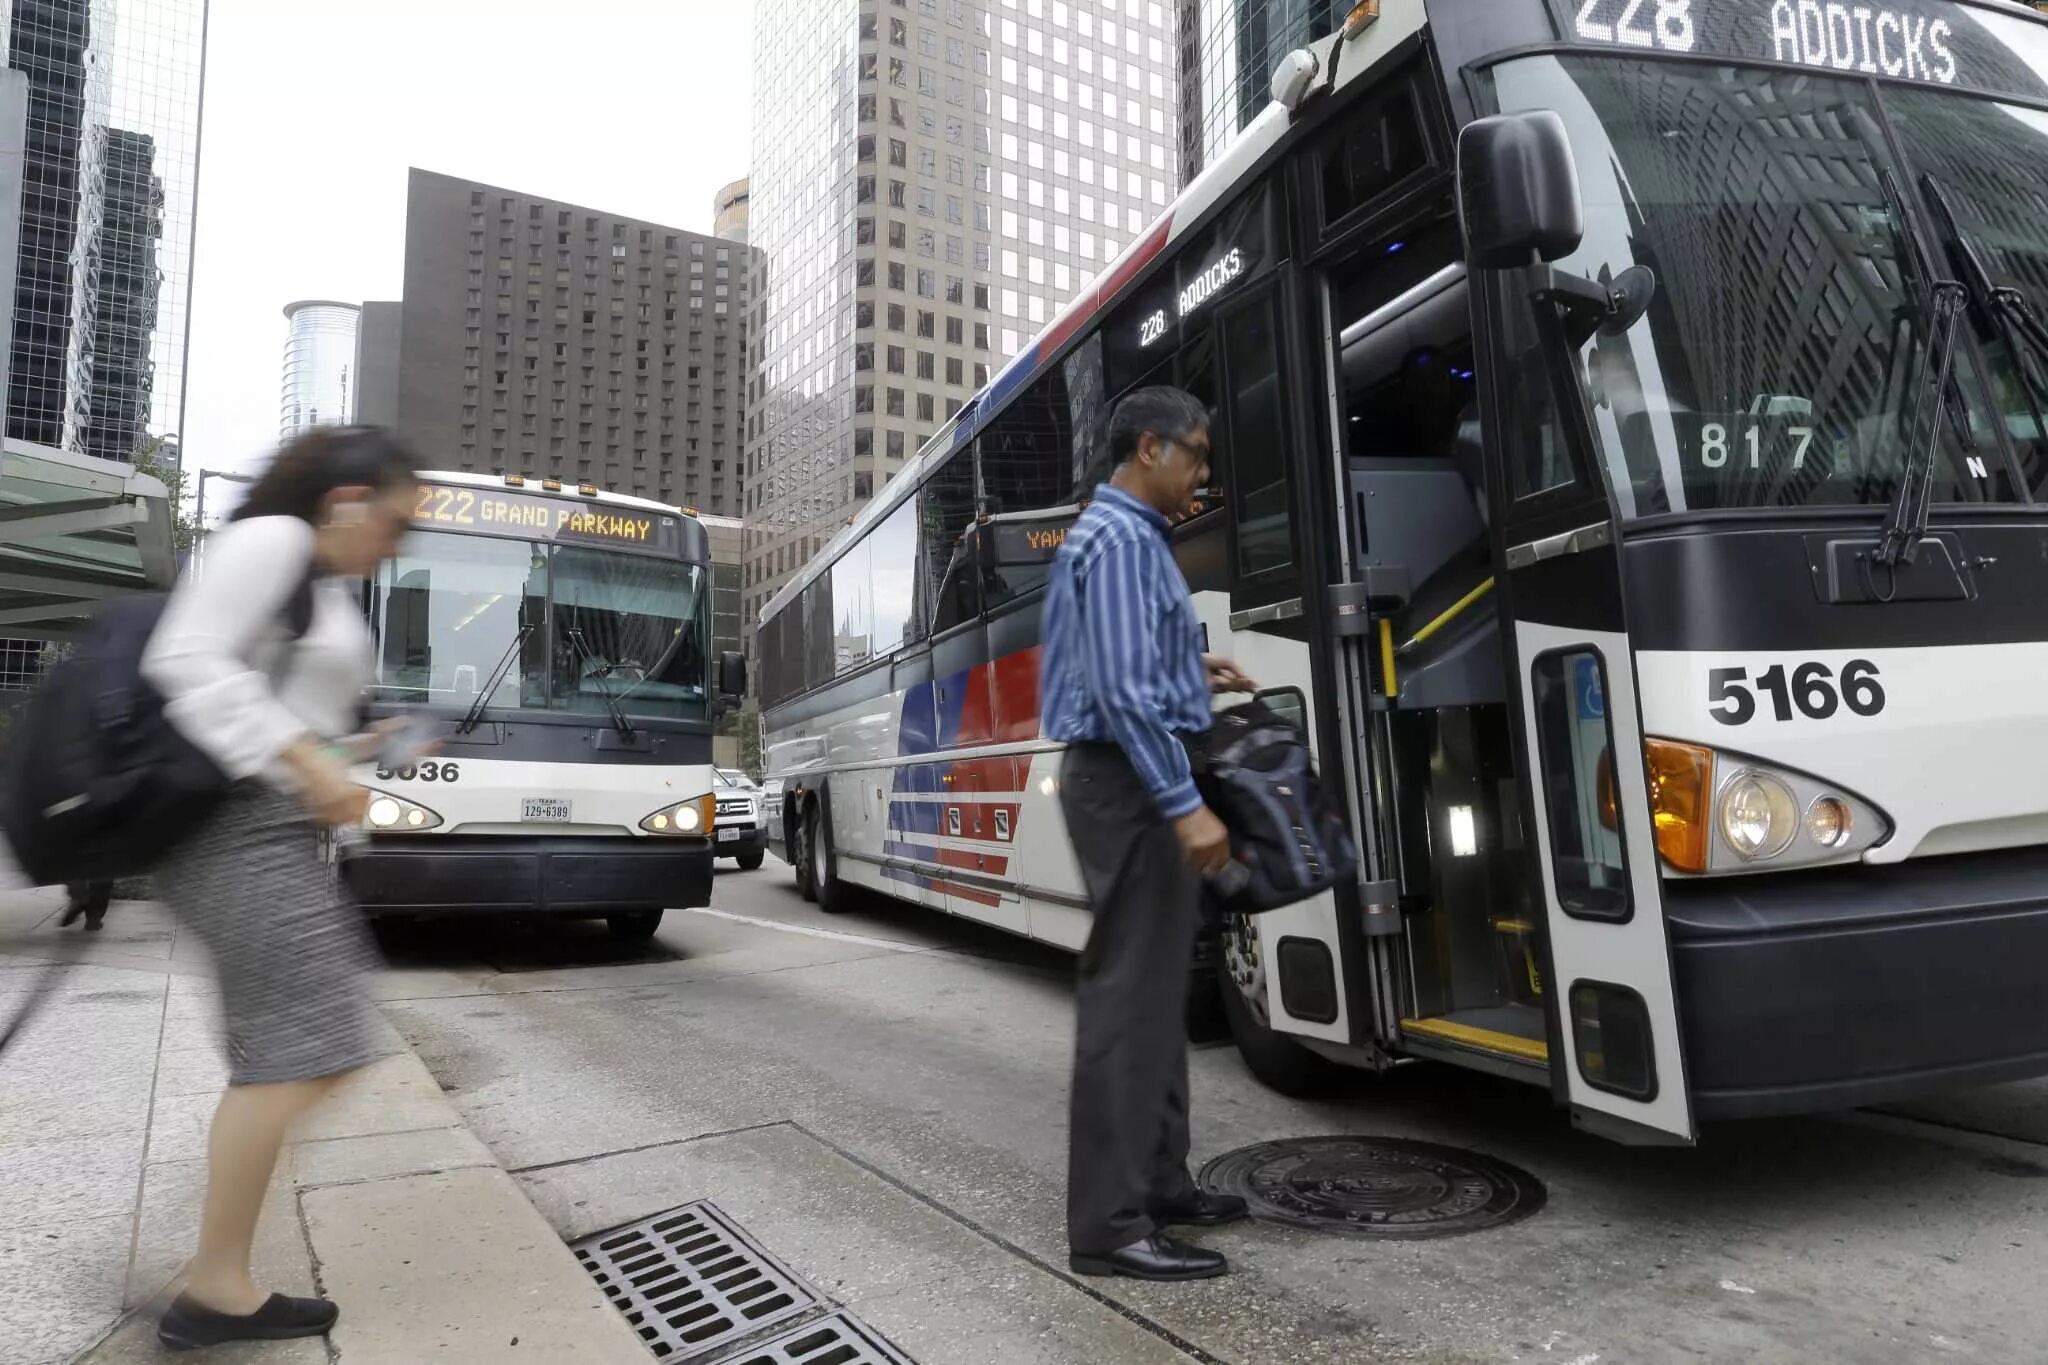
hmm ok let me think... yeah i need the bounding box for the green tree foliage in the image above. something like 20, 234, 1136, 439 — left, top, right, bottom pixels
132, 435, 197, 555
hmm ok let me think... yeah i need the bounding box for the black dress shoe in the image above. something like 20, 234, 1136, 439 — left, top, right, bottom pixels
1070, 1232, 1228, 1281
157, 1293, 340, 1351
1154, 1190, 1249, 1228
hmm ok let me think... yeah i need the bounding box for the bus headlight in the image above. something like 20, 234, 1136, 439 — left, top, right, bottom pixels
362, 790, 442, 832
1624, 740, 1886, 873
641, 793, 715, 836
1716, 770, 1799, 861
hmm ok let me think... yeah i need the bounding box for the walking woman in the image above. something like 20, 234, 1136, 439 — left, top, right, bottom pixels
141, 427, 419, 1350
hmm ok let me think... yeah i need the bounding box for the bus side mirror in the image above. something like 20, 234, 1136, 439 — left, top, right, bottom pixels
1457, 110, 1583, 269
716, 650, 747, 700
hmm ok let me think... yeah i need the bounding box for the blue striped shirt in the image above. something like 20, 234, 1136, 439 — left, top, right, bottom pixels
1040, 485, 1210, 820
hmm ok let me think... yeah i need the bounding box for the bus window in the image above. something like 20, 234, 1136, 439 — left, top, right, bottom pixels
868, 498, 920, 655
919, 444, 978, 635
981, 369, 1080, 615
370, 532, 547, 707
1221, 294, 1292, 578
551, 547, 710, 722
1529, 650, 1631, 923
1317, 68, 1436, 232
830, 536, 875, 675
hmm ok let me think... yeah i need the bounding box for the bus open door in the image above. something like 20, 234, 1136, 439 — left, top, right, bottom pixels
1461, 111, 1694, 1144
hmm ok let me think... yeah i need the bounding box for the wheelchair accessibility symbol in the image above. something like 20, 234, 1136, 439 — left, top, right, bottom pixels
1574, 655, 1605, 721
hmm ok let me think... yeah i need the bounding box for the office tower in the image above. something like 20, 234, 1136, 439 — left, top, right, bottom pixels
4, 0, 207, 463
278, 299, 359, 437
713, 178, 751, 245
368, 169, 756, 514
352, 300, 400, 427
1178, 0, 1338, 180
745, 0, 1179, 633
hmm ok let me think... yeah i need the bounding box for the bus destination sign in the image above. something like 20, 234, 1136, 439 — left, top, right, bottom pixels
412, 483, 683, 555
1566, 0, 2048, 101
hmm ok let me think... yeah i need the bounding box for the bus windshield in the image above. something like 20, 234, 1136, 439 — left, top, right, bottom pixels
1488, 54, 2036, 517
367, 530, 710, 721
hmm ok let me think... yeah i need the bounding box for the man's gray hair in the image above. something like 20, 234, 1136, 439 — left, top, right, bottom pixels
1108, 386, 1209, 466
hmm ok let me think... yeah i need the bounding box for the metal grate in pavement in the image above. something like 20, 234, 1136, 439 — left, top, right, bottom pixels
718, 1311, 917, 1365
572, 1200, 817, 1359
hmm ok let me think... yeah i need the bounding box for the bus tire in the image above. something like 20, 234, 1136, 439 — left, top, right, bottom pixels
792, 803, 817, 902
806, 802, 852, 914
1218, 915, 1339, 1096
735, 847, 765, 871
607, 908, 664, 941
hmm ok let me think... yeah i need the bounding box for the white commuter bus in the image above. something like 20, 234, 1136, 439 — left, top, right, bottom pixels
339, 472, 745, 940
759, 0, 2048, 1142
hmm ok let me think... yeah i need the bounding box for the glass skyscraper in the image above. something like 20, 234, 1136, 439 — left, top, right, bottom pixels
745, 0, 1180, 635
3, 0, 206, 464
1178, 0, 1338, 180
279, 299, 359, 437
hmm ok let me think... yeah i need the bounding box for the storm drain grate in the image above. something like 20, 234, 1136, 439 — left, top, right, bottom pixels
718, 1310, 917, 1365
572, 1200, 818, 1359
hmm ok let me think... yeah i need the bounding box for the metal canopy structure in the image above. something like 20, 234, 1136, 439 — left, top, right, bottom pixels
0, 437, 175, 639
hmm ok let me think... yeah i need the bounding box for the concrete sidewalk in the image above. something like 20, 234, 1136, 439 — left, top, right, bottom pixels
0, 884, 648, 1364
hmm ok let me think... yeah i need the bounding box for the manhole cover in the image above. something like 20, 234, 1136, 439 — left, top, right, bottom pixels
1199, 1135, 1545, 1238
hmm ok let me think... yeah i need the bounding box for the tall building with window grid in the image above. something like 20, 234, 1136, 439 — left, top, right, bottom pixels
366, 170, 758, 516
1177, 0, 1338, 181
745, 0, 1180, 639
4, 0, 205, 462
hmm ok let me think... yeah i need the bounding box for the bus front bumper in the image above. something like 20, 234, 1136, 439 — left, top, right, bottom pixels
1667, 845, 2048, 1120
342, 834, 712, 915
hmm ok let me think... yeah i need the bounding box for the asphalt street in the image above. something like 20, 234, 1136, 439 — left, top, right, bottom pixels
369, 856, 2048, 1364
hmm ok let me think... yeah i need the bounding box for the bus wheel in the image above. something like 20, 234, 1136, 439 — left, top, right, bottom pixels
807, 804, 851, 914
735, 847, 765, 871
792, 807, 817, 902
1218, 914, 1338, 1096
607, 908, 664, 941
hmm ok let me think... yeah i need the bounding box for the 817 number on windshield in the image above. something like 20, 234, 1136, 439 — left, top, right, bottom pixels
1708, 660, 1884, 725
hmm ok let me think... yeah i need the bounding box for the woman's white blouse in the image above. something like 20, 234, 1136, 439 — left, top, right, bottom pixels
140, 515, 374, 784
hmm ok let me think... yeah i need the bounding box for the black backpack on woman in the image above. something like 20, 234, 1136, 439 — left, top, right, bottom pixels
0, 577, 313, 885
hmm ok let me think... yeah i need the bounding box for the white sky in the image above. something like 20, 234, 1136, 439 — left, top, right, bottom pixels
183, 0, 756, 483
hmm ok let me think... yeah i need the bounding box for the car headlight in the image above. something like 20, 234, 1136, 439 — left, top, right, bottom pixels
641, 793, 715, 835
362, 789, 443, 832
1608, 740, 1887, 873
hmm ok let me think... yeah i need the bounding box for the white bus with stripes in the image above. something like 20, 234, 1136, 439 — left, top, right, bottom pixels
339, 472, 746, 940
759, 0, 2048, 1142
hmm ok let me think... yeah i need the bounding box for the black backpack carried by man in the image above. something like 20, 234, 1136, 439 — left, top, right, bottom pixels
1192, 696, 1358, 915
0, 576, 314, 886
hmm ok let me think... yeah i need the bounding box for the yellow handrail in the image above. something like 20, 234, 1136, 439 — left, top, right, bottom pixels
1398, 576, 1496, 655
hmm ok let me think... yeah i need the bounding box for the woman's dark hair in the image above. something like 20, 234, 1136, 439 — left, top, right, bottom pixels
229, 425, 420, 524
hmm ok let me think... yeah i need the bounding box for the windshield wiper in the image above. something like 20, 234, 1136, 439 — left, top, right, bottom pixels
456, 622, 534, 735
566, 627, 635, 737
1921, 173, 2048, 462
1872, 164, 1970, 567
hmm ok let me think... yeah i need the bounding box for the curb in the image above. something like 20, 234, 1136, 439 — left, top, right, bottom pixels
79, 1018, 650, 1364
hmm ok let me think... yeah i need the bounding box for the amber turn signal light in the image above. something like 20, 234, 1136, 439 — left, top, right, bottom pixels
1596, 739, 1714, 873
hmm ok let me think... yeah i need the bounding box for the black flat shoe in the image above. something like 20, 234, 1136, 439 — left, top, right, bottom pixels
157, 1292, 339, 1351
1070, 1232, 1228, 1281
1153, 1190, 1249, 1228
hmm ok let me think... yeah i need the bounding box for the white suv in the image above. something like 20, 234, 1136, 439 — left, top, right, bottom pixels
712, 768, 765, 870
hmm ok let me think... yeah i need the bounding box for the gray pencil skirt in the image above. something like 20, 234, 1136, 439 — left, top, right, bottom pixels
153, 783, 387, 1086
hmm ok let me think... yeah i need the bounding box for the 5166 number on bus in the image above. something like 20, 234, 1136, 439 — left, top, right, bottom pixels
1708, 660, 1884, 725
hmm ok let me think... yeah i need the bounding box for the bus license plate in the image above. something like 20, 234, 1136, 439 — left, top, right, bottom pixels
522, 797, 571, 823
